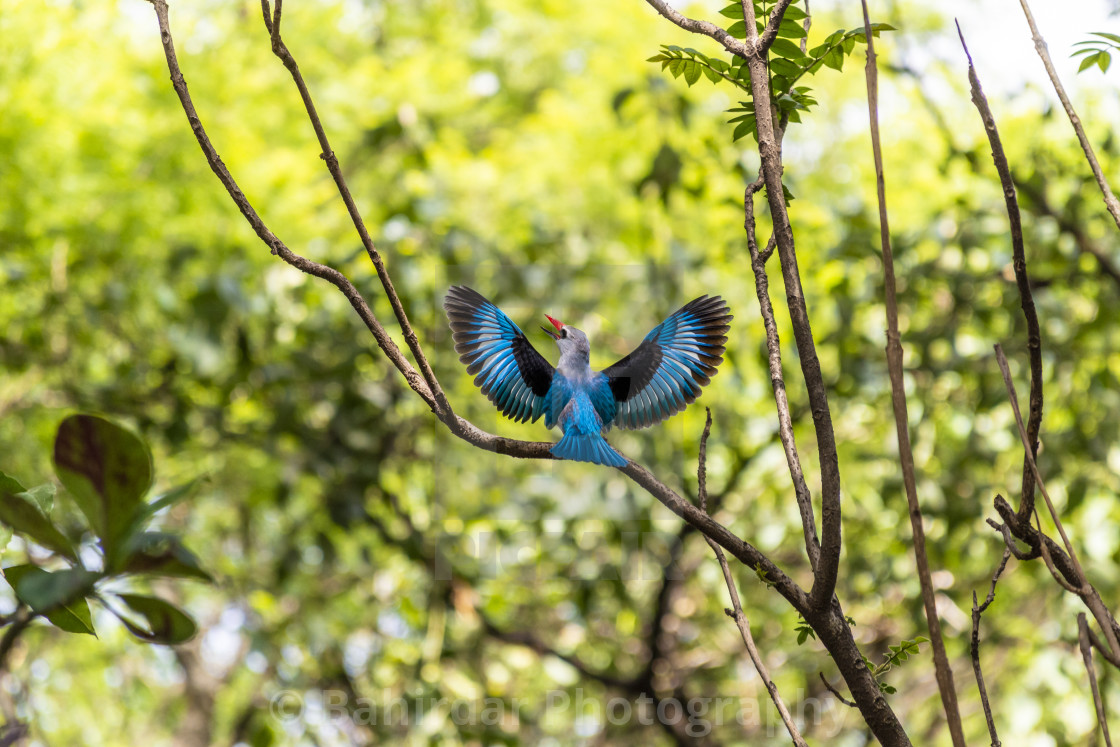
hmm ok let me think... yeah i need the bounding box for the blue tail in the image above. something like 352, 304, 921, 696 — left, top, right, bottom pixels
551, 431, 627, 468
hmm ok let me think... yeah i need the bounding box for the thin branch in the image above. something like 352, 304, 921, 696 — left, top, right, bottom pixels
993, 344, 1120, 659
971, 548, 1011, 747
145, 0, 435, 412
1079, 613, 1115, 747
865, 8, 963, 744
642, 0, 751, 58
756, 0, 796, 55
697, 410, 808, 747
146, 0, 811, 618
745, 178, 820, 570
259, 0, 451, 418
818, 672, 857, 708
0, 609, 34, 674
1016, 0, 1120, 231
957, 23, 1044, 524
738, 0, 843, 613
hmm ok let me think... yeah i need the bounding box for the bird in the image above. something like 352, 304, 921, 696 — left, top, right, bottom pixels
443, 286, 732, 468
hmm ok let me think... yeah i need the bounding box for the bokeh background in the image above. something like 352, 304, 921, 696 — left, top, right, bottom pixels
2, 0, 1120, 744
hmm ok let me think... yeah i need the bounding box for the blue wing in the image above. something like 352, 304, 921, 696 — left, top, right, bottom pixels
444, 286, 554, 423
600, 296, 732, 429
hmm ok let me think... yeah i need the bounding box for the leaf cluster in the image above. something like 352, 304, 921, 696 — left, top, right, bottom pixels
646, 0, 894, 142
1, 415, 209, 645
1072, 32, 1120, 74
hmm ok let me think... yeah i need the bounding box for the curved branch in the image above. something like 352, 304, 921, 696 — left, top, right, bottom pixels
260, 0, 451, 418
1016, 0, 1120, 231
869, 9, 963, 745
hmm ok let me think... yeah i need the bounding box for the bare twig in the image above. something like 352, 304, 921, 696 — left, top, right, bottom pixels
993, 344, 1120, 659
145, 0, 813, 621
957, 23, 1044, 524
742, 0, 842, 614
642, 0, 751, 58
697, 410, 808, 747
865, 8, 963, 744
259, 0, 450, 418
818, 672, 857, 708
1016, 0, 1120, 231
745, 178, 820, 570
971, 548, 1011, 747
1078, 613, 1115, 747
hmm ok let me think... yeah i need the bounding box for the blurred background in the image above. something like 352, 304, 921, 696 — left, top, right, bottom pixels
2, 0, 1119, 744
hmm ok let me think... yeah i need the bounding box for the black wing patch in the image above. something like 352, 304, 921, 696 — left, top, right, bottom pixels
444, 285, 554, 423
601, 295, 731, 429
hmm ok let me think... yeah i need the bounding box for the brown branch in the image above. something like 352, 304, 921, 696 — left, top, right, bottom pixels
993, 344, 1120, 660
736, 0, 842, 614
818, 672, 857, 708
0, 608, 34, 674
697, 410, 807, 747
745, 178, 820, 570
259, 0, 451, 418
866, 8, 964, 745
642, 0, 751, 58
1016, 0, 1120, 231
971, 548, 1011, 747
146, 0, 811, 622
1079, 613, 1115, 747
957, 23, 1045, 525
145, 0, 436, 412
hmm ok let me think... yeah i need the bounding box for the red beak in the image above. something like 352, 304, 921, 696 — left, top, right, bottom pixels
542, 314, 564, 340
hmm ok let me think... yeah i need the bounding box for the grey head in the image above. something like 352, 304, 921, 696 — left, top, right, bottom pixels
542, 314, 591, 376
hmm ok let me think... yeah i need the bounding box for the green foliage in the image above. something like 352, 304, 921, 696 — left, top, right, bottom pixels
2, 0, 1119, 744
1, 415, 208, 644
1072, 32, 1120, 73
647, 1, 893, 142
863, 636, 930, 695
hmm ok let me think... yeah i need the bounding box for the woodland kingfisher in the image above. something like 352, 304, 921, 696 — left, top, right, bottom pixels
444, 286, 732, 467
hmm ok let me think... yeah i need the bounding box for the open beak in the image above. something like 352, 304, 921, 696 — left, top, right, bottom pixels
541, 314, 563, 340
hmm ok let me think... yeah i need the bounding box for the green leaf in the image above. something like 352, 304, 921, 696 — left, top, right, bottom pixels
719, 3, 743, 19
0, 481, 78, 561
770, 37, 807, 60
683, 60, 702, 86
1090, 31, 1120, 44
770, 57, 801, 77
782, 5, 808, 20
1099, 50, 1111, 72
53, 414, 153, 565
703, 66, 722, 83
732, 118, 756, 142
823, 46, 845, 71
119, 532, 212, 581
797, 628, 809, 645
4, 565, 97, 635
1080, 52, 1101, 72
727, 20, 746, 38
776, 19, 808, 39
127, 478, 203, 536
114, 593, 197, 644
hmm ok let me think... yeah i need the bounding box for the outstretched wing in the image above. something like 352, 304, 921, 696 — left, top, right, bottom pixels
444, 285, 554, 423
601, 295, 732, 429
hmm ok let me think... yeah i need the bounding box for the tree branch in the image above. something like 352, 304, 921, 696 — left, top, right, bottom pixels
737, 0, 842, 614
994, 344, 1120, 660
745, 178, 820, 570
259, 0, 451, 418
1078, 613, 1115, 747
642, 0, 751, 58
697, 410, 807, 747
957, 23, 1044, 525
971, 548, 1011, 747
866, 8, 964, 745
1015, 0, 1120, 231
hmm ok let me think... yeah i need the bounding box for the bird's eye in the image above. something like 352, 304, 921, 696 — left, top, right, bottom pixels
561, 328, 567, 338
